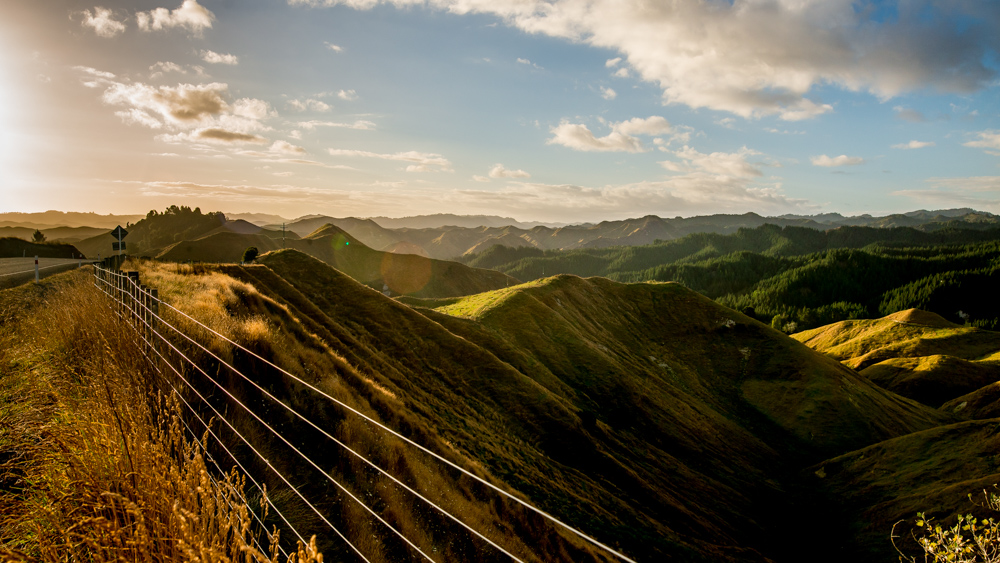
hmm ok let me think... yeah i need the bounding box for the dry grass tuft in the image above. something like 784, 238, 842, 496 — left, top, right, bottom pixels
0, 269, 322, 562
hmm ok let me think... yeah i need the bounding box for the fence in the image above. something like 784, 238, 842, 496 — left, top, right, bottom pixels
92, 263, 637, 563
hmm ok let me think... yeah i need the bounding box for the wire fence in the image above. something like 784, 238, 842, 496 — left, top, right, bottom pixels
92, 263, 637, 563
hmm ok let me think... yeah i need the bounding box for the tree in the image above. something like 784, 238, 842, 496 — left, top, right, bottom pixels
242, 246, 259, 264
32, 229, 46, 243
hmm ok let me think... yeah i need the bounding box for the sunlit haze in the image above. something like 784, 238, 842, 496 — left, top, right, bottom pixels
2, 0, 999, 222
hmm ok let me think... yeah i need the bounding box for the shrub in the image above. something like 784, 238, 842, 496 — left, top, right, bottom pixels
894, 488, 1000, 563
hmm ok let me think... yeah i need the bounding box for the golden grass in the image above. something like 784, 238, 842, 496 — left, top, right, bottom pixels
0, 269, 322, 562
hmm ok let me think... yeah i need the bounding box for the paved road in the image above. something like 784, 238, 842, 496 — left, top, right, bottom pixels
0, 257, 96, 285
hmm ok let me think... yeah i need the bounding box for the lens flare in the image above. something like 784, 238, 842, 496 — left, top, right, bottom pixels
381, 251, 432, 295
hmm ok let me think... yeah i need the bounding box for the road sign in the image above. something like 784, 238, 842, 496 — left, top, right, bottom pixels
113, 242, 126, 251
110, 226, 129, 240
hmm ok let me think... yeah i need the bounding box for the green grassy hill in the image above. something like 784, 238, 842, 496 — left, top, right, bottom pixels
792, 310, 1000, 408
195, 251, 951, 561
782, 310, 1000, 559
457, 225, 1000, 331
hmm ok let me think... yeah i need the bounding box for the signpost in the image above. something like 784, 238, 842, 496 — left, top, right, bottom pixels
110, 225, 129, 261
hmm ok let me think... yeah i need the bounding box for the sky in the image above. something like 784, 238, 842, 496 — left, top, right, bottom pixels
1, 0, 999, 223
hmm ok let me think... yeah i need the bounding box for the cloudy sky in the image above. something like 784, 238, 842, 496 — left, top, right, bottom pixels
1, 0, 999, 222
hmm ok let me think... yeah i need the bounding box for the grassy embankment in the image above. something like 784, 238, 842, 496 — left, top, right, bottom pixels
0, 268, 321, 561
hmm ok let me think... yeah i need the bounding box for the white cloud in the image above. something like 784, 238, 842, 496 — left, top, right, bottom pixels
201, 50, 239, 65
149, 61, 186, 78
517, 57, 543, 70
324, 42, 344, 52
893, 176, 1000, 212
612, 67, 629, 79
328, 148, 453, 172
660, 146, 763, 177
488, 164, 531, 179
811, 154, 865, 167
613, 116, 672, 136
548, 122, 643, 152
115, 109, 163, 129
138, 180, 344, 204
270, 140, 306, 154
337, 89, 358, 101
79, 7, 126, 38
231, 98, 273, 120
96, 77, 275, 148
298, 120, 375, 130
287, 99, 331, 112
137, 0, 214, 35
294, 1, 1000, 120
964, 131, 1000, 151
891, 140, 935, 150
548, 116, 671, 152
102, 82, 228, 125
75, 66, 116, 80
472, 175, 490, 182
605, 57, 621, 68
600, 86, 616, 100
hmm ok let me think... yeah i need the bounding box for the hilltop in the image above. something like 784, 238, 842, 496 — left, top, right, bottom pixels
793, 310, 1000, 412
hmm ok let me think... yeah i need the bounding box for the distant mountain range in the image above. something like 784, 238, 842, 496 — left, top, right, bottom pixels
7, 207, 997, 266
0, 211, 143, 229
274, 209, 999, 260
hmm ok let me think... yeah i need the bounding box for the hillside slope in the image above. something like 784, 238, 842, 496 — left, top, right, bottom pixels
0, 237, 83, 259
793, 310, 1000, 408
155, 224, 518, 298
212, 251, 950, 561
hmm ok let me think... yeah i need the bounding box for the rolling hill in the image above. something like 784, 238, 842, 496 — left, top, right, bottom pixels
792, 310, 1000, 408
0, 238, 83, 259
142, 251, 956, 561
154, 223, 517, 299
8, 251, 1000, 561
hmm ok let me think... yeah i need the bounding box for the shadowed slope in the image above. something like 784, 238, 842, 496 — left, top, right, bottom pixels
810, 420, 1000, 561
860, 355, 1000, 407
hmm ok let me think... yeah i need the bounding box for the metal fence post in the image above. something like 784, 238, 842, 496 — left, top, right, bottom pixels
150, 288, 159, 355
127, 272, 140, 329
